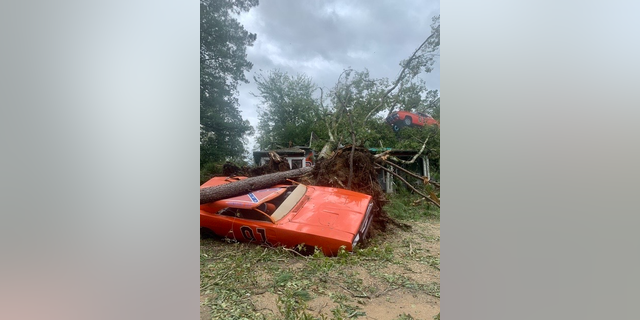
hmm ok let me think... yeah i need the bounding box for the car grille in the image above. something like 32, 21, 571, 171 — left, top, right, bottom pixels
359, 201, 374, 240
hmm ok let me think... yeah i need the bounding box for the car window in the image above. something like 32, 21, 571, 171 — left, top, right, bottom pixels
218, 207, 272, 222
214, 184, 306, 223
271, 184, 307, 222
218, 207, 237, 217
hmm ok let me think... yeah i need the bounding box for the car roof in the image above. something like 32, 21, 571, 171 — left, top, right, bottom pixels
216, 187, 286, 209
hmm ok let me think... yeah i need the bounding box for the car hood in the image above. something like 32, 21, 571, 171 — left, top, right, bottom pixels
284, 186, 372, 236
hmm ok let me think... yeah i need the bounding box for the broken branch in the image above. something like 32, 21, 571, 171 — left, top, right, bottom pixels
347, 110, 356, 190
363, 31, 439, 123
381, 159, 439, 190
388, 135, 430, 165
375, 164, 440, 208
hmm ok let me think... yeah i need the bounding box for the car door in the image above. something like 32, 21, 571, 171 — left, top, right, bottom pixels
200, 208, 236, 239
230, 215, 278, 247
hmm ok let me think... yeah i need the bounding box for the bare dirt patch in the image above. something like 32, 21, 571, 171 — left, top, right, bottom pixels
251, 292, 280, 318
200, 295, 211, 320
364, 293, 440, 320
305, 296, 337, 319
360, 221, 440, 319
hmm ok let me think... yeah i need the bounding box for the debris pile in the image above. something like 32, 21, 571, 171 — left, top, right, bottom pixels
222, 151, 290, 177
310, 146, 401, 237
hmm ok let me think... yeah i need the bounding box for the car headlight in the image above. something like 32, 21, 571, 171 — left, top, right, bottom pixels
359, 201, 374, 235
352, 233, 360, 249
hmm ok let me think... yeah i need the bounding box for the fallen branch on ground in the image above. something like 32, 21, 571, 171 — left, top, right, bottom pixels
374, 164, 440, 208
380, 159, 439, 189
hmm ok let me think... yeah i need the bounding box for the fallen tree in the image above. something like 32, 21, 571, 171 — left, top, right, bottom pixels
200, 166, 312, 204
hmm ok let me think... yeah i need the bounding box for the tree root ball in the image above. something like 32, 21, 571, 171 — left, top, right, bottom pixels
311, 146, 402, 237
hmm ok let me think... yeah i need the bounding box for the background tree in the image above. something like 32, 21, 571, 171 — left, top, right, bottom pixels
200, 0, 258, 177
253, 70, 326, 150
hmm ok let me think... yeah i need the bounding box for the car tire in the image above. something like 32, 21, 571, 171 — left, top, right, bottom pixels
392, 124, 401, 132
404, 116, 412, 126
294, 244, 316, 256
200, 227, 218, 239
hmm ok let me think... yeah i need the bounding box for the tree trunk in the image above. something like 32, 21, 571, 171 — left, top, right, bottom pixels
317, 140, 337, 160
200, 167, 313, 204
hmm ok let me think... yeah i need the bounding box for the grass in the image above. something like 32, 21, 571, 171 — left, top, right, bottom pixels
384, 192, 440, 221
201, 193, 440, 319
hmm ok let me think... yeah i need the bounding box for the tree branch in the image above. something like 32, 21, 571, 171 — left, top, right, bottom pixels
347, 110, 356, 190
381, 158, 439, 190
375, 164, 440, 208
363, 31, 438, 123
317, 87, 336, 142
390, 135, 430, 165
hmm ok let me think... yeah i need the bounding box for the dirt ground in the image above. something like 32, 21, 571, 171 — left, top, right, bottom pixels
307, 221, 441, 320
200, 220, 439, 320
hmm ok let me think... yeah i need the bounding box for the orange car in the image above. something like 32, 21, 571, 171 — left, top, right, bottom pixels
200, 177, 375, 256
386, 110, 439, 132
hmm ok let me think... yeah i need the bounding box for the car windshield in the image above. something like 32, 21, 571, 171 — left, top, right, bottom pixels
270, 184, 306, 222
217, 184, 307, 223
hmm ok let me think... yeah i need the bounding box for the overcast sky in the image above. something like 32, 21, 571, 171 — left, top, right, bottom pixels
236, 0, 440, 152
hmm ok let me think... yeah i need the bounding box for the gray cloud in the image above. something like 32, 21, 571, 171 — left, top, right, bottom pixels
235, 0, 440, 153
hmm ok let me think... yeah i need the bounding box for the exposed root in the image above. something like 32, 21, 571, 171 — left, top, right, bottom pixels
311, 145, 399, 237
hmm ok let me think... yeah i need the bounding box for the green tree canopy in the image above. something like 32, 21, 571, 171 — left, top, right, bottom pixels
200, 0, 258, 166
253, 70, 325, 150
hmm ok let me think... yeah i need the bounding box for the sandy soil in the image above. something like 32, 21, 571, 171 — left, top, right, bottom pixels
261, 221, 439, 320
